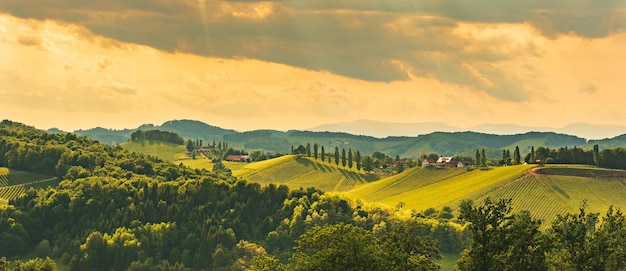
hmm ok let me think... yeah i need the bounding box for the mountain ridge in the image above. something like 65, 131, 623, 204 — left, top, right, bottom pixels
309, 120, 626, 140
62, 119, 626, 159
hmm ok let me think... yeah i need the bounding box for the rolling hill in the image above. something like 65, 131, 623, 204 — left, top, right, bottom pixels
68, 119, 626, 159
120, 140, 188, 162
217, 156, 626, 225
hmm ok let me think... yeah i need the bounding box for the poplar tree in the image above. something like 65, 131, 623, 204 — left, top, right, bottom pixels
348, 149, 353, 169
355, 150, 362, 171
481, 149, 487, 167
321, 146, 325, 162
313, 143, 318, 160
513, 146, 521, 164
334, 146, 340, 166
342, 148, 347, 167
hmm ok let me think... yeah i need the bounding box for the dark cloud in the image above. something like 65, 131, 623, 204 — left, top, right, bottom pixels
1, 0, 623, 102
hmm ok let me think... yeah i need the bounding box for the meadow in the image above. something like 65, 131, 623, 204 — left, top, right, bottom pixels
120, 140, 188, 161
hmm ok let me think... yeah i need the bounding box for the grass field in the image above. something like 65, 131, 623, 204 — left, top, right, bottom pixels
120, 140, 187, 161
235, 155, 379, 191
0, 167, 58, 204
350, 165, 534, 212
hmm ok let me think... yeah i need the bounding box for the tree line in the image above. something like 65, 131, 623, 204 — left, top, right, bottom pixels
131, 130, 185, 145
291, 143, 416, 173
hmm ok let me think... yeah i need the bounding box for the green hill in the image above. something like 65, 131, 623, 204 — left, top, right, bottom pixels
120, 140, 188, 161
233, 155, 379, 191
232, 157, 626, 225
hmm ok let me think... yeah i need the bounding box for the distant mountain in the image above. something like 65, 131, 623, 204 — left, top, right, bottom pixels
308, 119, 460, 137
74, 119, 237, 145
309, 120, 626, 140
72, 119, 626, 158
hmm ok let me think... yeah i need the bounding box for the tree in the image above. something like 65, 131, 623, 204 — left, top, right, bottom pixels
480, 149, 487, 167
321, 146, 325, 162
548, 203, 626, 271
306, 143, 311, 157
530, 146, 535, 162
593, 144, 600, 166
355, 151, 362, 172
334, 147, 339, 166
476, 149, 480, 167
513, 146, 521, 165
313, 143, 318, 160
341, 148, 347, 167
380, 220, 441, 271
186, 140, 194, 152
457, 198, 548, 271
290, 223, 385, 271
362, 155, 373, 172
348, 149, 353, 169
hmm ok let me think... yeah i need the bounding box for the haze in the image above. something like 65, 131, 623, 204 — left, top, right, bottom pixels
1, 1, 625, 133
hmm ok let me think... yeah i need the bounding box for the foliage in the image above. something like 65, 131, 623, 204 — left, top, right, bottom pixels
131, 130, 184, 145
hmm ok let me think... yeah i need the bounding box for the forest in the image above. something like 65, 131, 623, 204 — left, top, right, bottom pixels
1, 120, 626, 270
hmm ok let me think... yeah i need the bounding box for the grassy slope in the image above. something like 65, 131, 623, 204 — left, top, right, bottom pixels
350, 165, 534, 211
235, 155, 379, 191
120, 140, 187, 161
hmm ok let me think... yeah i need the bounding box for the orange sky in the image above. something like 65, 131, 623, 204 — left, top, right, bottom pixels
1, 1, 625, 133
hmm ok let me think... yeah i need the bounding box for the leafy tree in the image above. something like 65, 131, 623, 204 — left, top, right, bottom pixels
457, 198, 547, 271
362, 155, 373, 172
548, 204, 626, 271
293, 145, 306, 155
290, 223, 385, 271
186, 140, 194, 152
248, 255, 287, 271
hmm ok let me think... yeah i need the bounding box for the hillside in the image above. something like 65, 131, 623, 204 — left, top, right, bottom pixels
233, 155, 379, 191
120, 140, 188, 162
231, 156, 626, 225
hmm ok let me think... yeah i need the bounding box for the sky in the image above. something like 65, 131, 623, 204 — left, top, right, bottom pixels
1, 1, 626, 133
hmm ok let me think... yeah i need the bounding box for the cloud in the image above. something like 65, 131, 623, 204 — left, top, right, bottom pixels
0, 0, 624, 102
17, 35, 43, 48
580, 82, 598, 94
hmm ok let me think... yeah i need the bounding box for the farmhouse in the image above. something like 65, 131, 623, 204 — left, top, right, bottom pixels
423, 156, 459, 168
225, 155, 252, 162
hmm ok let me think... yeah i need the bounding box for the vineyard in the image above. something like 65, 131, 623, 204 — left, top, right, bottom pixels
0, 168, 59, 203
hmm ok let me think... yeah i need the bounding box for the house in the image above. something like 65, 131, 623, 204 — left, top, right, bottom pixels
225, 155, 252, 162
422, 158, 436, 168
435, 156, 456, 168
456, 161, 465, 168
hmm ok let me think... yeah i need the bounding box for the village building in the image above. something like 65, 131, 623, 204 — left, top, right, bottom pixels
225, 155, 253, 162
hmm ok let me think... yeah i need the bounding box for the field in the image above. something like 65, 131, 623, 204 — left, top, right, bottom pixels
226, 156, 626, 225
0, 167, 58, 204
120, 140, 188, 161
234, 155, 379, 191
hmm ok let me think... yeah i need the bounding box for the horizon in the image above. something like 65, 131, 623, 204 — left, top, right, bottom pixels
16, 118, 626, 141
2, 1, 626, 134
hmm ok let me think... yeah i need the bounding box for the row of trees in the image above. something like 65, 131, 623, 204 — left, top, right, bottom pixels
292, 143, 416, 173
131, 130, 185, 145
522, 145, 626, 170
